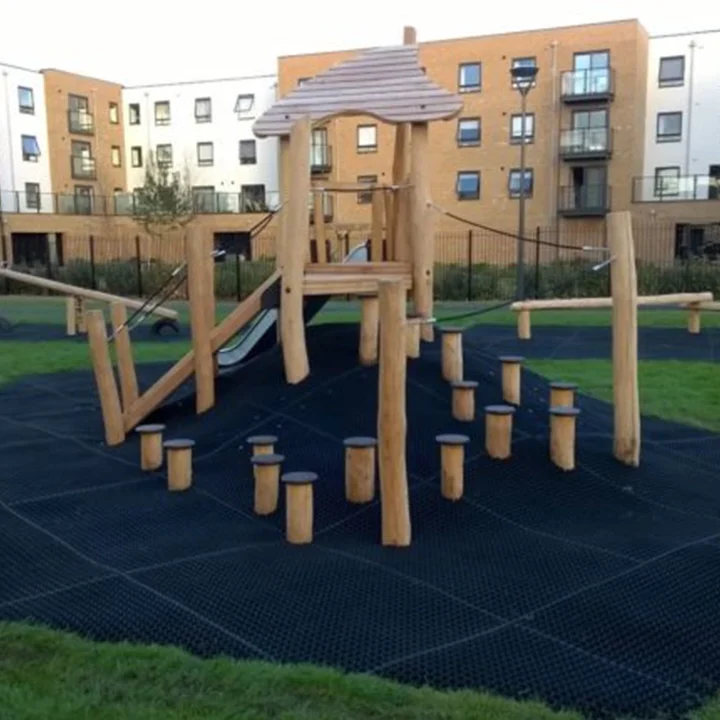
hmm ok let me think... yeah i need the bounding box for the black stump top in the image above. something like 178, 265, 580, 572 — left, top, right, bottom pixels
247, 435, 278, 446
135, 424, 166, 434
440, 326, 464, 334
499, 355, 525, 364
452, 380, 479, 389
282, 471, 319, 485
435, 434, 470, 446
485, 404, 516, 416
550, 381, 579, 391
163, 439, 196, 450
251, 453, 286, 466
550, 406, 581, 417
343, 437, 378, 448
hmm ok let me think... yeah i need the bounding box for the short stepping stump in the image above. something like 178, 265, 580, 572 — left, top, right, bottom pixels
436, 434, 470, 501
451, 380, 478, 421
344, 437, 377, 504
550, 381, 578, 408
251, 453, 284, 515
499, 355, 524, 405
441, 327, 463, 382
246, 434, 278, 456
164, 439, 195, 491
135, 423, 166, 471
485, 405, 515, 460
282, 471, 318, 544
550, 406, 581, 471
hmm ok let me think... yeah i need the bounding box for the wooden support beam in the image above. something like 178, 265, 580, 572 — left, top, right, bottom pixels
313, 190, 327, 263
371, 186, 385, 262
281, 116, 311, 384
110, 302, 139, 411
66, 296, 77, 336
86, 309, 125, 447
359, 296, 379, 366
377, 279, 411, 547
277, 136, 290, 273
511, 292, 713, 312
76, 298, 87, 334
384, 188, 396, 260
392, 128, 411, 263
518, 308, 531, 340
688, 303, 701, 334
608, 211, 640, 467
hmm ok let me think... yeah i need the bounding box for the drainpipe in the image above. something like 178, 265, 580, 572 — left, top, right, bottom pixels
685, 39, 697, 175
548, 40, 559, 231
2, 69, 16, 191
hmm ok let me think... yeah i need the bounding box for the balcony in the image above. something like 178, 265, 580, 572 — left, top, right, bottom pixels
632, 175, 720, 203
68, 109, 95, 135
309, 193, 334, 223
70, 155, 97, 180
559, 128, 612, 160
310, 143, 332, 175
558, 185, 610, 217
560, 68, 614, 103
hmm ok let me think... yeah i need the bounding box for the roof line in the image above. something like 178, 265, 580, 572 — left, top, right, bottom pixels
0, 60, 42, 74
40, 67, 124, 87
124, 73, 277, 89
649, 28, 720, 39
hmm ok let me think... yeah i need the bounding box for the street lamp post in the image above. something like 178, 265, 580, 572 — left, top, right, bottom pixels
510, 64, 539, 301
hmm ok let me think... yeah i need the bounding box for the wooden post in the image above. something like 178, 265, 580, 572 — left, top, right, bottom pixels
247, 434, 278, 457
518, 309, 531, 340
441, 327, 463, 382
452, 380, 478, 421
607, 211, 640, 467
313, 191, 327, 263
251, 453, 284, 515
66, 296, 77, 336
384, 188, 395, 260
378, 279, 411, 547
136, 423, 165, 471
405, 314, 421, 359
500, 355, 524, 405
550, 407, 580, 471
282, 471, 317, 544
688, 303, 701, 334
344, 437, 377, 504
550, 381, 578, 408
371, 186, 384, 261
436, 434, 469, 501
205, 233, 218, 375
359, 296, 380, 366
164, 439, 195, 491
277, 136, 290, 273
87, 309, 125, 447
76, 298, 87, 334
280, 116, 311, 384
110, 302, 139, 410
485, 405, 515, 460
186, 230, 215, 413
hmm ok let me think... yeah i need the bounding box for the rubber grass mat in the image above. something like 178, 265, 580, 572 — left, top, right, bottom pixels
1, 323, 719, 719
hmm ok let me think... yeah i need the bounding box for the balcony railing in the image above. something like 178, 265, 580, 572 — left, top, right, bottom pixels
559, 128, 612, 159
71, 155, 97, 180
309, 193, 335, 223
310, 143, 332, 174
632, 175, 720, 203
560, 68, 614, 102
558, 185, 611, 216
68, 109, 95, 134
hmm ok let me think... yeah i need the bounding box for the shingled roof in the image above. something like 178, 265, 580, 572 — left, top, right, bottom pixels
253, 44, 463, 138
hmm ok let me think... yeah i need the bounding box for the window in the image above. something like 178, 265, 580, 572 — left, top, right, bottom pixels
156, 144, 173, 167
128, 103, 140, 125
21, 135, 40, 161
195, 97, 212, 123
510, 113, 535, 143
508, 169, 534, 198
239, 139, 257, 165
25, 182, 40, 209
74, 185, 94, 215
131, 146, 143, 168
511, 57, 537, 87
458, 62, 481, 92
69, 94, 89, 111
574, 51, 609, 71
654, 166, 681, 197
18, 87, 34, 114
109, 102, 119, 124
192, 186, 215, 213
457, 118, 481, 146
111, 146, 122, 167
573, 109, 608, 129
197, 142, 214, 166
241, 184, 266, 211
456, 171, 480, 200
357, 124, 377, 153
235, 94, 255, 116
154, 101, 171, 125
659, 56, 685, 87
357, 174, 378, 204
656, 112, 682, 142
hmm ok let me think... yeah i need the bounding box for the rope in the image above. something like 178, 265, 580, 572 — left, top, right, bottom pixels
436, 298, 516, 324
314, 184, 413, 194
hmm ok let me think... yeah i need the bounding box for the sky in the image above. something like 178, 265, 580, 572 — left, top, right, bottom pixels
1, 0, 719, 85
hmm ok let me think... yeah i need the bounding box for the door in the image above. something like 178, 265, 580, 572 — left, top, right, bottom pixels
573, 51, 609, 95
572, 109, 608, 151
74, 185, 93, 215
571, 166, 607, 210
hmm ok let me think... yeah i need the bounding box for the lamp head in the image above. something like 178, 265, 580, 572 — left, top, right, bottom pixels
511, 65, 539, 94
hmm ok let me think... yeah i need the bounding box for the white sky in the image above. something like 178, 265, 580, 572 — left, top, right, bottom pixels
1, 0, 719, 85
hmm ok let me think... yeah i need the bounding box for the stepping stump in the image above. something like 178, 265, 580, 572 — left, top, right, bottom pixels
344, 436, 377, 504
436, 434, 470, 501
251, 453, 284, 515
550, 381, 578, 408
405, 314, 422, 359
549, 406, 581, 471
164, 439, 195, 491
451, 380, 478, 421
485, 405, 516, 460
499, 355, 524, 405
246, 434, 278, 457
136, 423, 166, 471
441, 327, 463, 382
282, 471, 318, 544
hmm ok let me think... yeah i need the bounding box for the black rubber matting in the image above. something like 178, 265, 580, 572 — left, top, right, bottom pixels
1, 323, 719, 719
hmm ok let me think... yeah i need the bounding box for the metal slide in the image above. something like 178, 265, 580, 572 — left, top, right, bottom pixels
216, 242, 369, 369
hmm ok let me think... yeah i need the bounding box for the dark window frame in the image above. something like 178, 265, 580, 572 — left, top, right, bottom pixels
197, 141, 214, 167
456, 170, 481, 200
154, 101, 171, 126
68, 93, 89, 111
111, 145, 122, 168
654, 166, 681, 196
456, 117, 481, 147
656, 111, 682, 143
25, 182, 40, 208
128, 103, 141, 125
508, 168, 534, 198
239, 139, 257, 165
21, 134, 40, 162
235, 94, 255, 115
357, 174, 378, 204
195, 97, 212, 123
18, 86, 34, 114
356, 124, 378, 153
130, 146, 143, 168
156, 143, 173, 167
509, 113, 535, 144
572, 49, 611, 71
458, 62, 482, 93
658, 56, 685, 88
109, 102, 119, 124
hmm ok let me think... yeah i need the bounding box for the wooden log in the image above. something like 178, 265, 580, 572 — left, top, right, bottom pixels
441, 327, 463, 382
313, 190, 327, 263
384, 188, 395, 260
607, 211, 640, 467
66, 296, 77, 336
344, 437, 377, 504
518, 308, 531, 340
277, 136, 290, 273
371, 186, 384, 262
165, 439, 195, 491
247, 434, 278, 457
76, 298, 87, 334
405, 313, 421, 359
500, 355, 524, 405
550, 381, 578, 408
436, 434, 469, 501
359, 296, 379, 366
511, 291, 713, 312
136, 423, 165, 471
110, 302, 139, 410
251, 453, 284, 515
688, 303, 701, 334
485, 405, 515, 460
392, 127, 411, 263
550, 407, 580, 471
280, 116, 311, 384
282, 471, 317, 544
186, 230, 215, 413
86, 309, 125, 447
377, 279, 411, 547
452, 380, 478, 421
